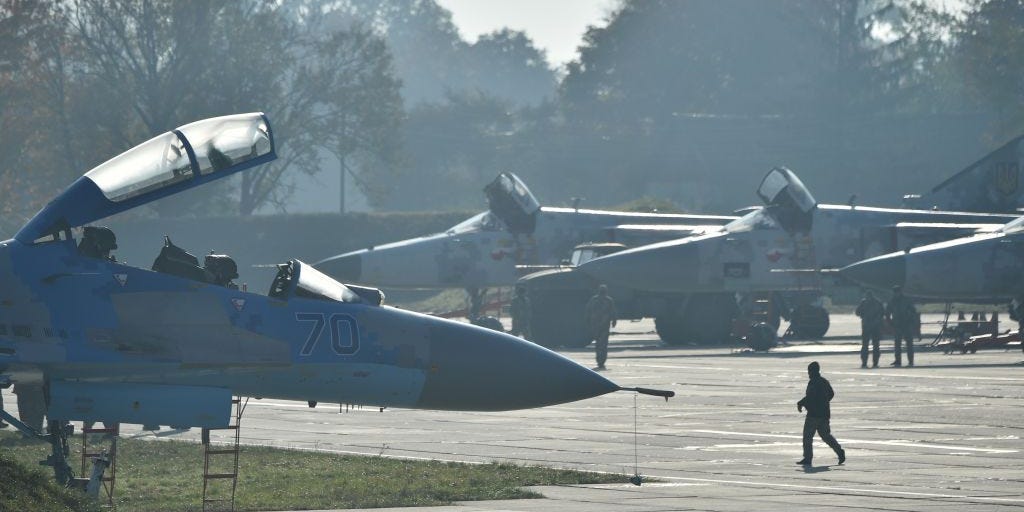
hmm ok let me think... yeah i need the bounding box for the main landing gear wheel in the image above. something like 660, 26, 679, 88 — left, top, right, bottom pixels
787, 305, 830, 339
745, 322, 778, 351
527, 290, 592, 348
471, 316, 504, 332
656, 295, 736, 346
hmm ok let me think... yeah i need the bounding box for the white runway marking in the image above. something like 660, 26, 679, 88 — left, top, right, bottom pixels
689, 429, 1017, 453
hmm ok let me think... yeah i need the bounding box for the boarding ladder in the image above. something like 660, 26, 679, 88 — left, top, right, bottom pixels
80, 422, 119, 506
202, 397, 246, 511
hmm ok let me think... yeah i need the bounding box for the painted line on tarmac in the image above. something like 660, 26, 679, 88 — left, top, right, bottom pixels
689, 429, 1016, 454
652, 474, 1024, 504
830, 370, 1024, 382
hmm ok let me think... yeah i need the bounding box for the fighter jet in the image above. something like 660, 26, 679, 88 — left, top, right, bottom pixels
316, 171, 736, 318
903, 134, 1024, 213
841, 216, 1024, 302
0, 113, 660, 487
579, 167, 1018, 344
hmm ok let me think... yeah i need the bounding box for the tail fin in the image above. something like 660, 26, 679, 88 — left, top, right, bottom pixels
904, 134, 1024, 213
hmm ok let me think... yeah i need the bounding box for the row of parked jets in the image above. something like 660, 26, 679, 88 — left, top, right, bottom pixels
0, 112, 1018, 491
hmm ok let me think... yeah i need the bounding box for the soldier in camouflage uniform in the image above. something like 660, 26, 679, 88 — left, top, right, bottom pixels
885, 285, 917, 367
509, 286, 532, 340
855, 290, 884, 368
585, 284, 617, 370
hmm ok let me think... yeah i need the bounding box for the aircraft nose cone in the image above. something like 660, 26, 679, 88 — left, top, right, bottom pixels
841, 252, 906, 291
418, 321, 618, 411
580, 241, 698, 293
315, 252, 362, 282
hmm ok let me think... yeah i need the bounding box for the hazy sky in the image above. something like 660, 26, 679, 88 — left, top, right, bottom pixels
435, 0, 620, 67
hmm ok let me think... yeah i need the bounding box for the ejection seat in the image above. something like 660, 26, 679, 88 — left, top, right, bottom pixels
78, 226, 118, 261
151, 236, 239, 289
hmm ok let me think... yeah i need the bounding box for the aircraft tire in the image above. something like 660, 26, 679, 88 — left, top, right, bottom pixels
656, 294, 736, 345
527, 290, 592, 348
745, 322, 778, 351
788, 304, 830, 339
472, 315, 505, 332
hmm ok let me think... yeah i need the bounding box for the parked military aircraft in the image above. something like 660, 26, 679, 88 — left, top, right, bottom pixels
316, 172, 736, 317
0, 113, 661, 487
841, 215, 1024, 302
903, 134, 1024, 213
579, 167, 1018, 345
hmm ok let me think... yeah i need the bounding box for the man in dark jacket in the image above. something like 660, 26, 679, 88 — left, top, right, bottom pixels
886, 285, 917, 367
855, 290, 884, 368
796, 361, 845, 466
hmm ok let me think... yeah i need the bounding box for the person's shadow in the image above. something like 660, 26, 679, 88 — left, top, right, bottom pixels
800, 465, 832, 474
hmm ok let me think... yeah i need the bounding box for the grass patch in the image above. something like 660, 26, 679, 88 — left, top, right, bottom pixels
0, 430, 626, 511
0, 452, 101, 512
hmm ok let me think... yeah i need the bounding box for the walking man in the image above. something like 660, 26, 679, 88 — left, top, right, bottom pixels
796, 361, 845, 466
509, 286, 532, 340
585, 284, 617, 370
886, 285, 917, 367
855, 290, 884, 368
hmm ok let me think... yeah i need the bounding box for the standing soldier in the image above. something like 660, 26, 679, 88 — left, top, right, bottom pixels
585, 284, 617, 370
885, 285, 917, 367
855, 290, 884, 368
796, 361, 845, 466
509, 286, 532, 340
1012, 296, 1024, 354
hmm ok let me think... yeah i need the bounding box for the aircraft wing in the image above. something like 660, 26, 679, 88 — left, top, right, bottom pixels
891, 222, 1004, 249
16, 113, 275, 243
607, 224, 723, 246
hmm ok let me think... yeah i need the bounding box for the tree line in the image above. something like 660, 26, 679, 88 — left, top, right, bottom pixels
1, 0, 1021, 227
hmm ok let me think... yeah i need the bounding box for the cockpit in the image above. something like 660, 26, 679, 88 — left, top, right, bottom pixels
483, 172, 541, 234
16, 113, 276, 244
1001, 216, 1024, 234
268, 259, 383, 305
446, 211, 502, 235
755, 167, 816, 233
74, 226, 382, 306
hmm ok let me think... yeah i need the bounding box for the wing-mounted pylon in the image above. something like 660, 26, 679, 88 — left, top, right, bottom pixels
15, 113, 275, 242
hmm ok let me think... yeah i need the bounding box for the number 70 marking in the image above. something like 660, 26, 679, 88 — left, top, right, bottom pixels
296, 312, 360, 356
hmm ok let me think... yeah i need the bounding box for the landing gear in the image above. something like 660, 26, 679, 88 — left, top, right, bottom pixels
46, 420, 74, 487
786, 304, 830, 339
471, 316, 504, 332
527, 289, 592, 348
465, 288, 504, 333
655, 294, 736, 346
745, 322, 779, 351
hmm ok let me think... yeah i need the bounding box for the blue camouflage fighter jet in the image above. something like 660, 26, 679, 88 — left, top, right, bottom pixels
0, 113, 661, 485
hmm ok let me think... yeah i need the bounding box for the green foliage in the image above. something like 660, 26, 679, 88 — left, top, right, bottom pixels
0, 431, 626, 511
955, 0, 1024, 139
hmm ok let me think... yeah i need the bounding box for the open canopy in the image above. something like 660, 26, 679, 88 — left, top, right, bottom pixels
756, 167, 817, 233
483, 172, 541, 234
16, 113, 275, 242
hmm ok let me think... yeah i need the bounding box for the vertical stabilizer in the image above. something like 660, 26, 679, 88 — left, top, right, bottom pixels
905, 135, 1024, 213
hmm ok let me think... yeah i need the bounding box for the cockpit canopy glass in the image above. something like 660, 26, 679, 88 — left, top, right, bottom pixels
756, 167, 816, 233
757, 167, 816, 213
84, 113, 271, 202
178, 114, 273, 175
270, 260, 368, 303
483, 172, 541, 234
296, 260, 363, 303
725, 208, 778, 233
447, 211, 501, 234
85, 132, 193, 202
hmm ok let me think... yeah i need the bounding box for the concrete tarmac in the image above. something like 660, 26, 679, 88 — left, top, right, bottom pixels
6, 313, 1023, 511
